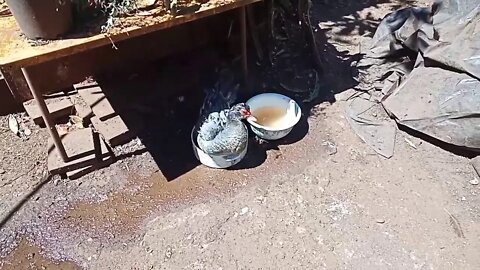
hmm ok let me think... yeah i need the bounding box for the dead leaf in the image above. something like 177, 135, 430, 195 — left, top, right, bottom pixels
69, 115, 84, 129
8, 115, 19, 135
57, 124, 70, 135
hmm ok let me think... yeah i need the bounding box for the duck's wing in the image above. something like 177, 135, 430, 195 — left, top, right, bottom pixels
198, 120, 248, 155
197, 112, 222, 140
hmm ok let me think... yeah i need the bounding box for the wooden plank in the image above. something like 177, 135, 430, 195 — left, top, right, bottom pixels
4, 11, 232, 102
0, 65, 31, 100
0, 0, 262, 68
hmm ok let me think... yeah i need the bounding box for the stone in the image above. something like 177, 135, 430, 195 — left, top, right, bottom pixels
23, 97, 74, 126
91, 115, 132, 147
75, 81, 115, 121
469, 178, 479, 185
47, 128, 113, 176
70, 95, 93, 123
376, 218, 386, 224
240, 207, 249, 215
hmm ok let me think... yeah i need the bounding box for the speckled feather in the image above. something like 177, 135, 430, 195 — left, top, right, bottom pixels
198, 118, 248, 155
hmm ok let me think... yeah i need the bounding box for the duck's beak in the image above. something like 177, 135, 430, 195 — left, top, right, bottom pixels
241, 109, 257, 121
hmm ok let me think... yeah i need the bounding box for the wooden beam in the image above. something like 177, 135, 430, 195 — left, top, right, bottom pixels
0, 0, 263, 68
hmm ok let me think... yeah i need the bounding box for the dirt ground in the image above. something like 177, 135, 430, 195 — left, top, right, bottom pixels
1, 0, 480, 269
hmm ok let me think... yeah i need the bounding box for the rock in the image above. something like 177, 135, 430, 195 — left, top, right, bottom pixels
0, 169, 5, 174
23, 127, 32, 136
240, 207, 249, 215
165, 246, 174, 260
469, 178, 479, 185
322, 140, 337, 155
376, 218, 386, 224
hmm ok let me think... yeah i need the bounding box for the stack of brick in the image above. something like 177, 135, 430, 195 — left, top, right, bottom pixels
23, 79, 135, 178
74, 80, 133, 147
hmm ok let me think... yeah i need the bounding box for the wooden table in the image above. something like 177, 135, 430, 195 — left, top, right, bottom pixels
0, 0, 260, 164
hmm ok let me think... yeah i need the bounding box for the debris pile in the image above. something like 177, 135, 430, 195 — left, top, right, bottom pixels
348, 0, 480, 158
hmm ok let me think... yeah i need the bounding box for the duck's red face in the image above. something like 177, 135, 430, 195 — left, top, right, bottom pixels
230, 103, 252, 120
240, 108, 251, 117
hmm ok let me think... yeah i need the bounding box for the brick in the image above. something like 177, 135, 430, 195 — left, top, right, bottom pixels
47, 127, 113, 176
91, 115, 133, 147
75, 81, 116, 121
66, 162, 114, 180
69, 95, 93, 123
23, 96, 74, 126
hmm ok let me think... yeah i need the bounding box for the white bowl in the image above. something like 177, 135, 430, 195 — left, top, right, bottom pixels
191, 126, 248, 169
246, 93, 302, 140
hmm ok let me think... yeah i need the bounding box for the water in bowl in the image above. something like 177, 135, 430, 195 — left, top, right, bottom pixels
251, 107, 287, 128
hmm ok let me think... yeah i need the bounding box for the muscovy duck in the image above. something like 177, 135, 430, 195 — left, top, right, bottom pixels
196, 69, 252, 155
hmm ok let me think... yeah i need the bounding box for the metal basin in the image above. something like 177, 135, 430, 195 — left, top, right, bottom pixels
246, 93, 301, 140
191, 126, 248, 169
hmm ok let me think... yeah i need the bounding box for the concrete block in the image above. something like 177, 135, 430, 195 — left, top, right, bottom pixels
69, 95, 93, 123
91, 115, 133, 147
75, 81, 116, 121
23, 97, 74, 126
47, 127, 113, 176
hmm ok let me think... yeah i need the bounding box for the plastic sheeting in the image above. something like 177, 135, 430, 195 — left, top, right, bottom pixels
348, 0, 480, 157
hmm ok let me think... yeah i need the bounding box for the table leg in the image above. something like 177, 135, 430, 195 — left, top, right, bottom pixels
21, 67, 69, 162
239, 6, 248, 87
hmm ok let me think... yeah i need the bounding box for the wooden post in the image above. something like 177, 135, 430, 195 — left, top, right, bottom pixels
239, 6, 248, 87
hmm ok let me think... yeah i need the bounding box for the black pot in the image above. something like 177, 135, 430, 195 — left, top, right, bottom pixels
6, 0, 73, 39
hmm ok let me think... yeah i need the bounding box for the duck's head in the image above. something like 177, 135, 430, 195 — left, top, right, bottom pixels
228, 103, 252, 120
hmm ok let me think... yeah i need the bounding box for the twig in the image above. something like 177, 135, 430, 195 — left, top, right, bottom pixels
444, 208, 465, 238
227, 20, 234, 39
107, 35, 118, 50
404, 137, 417, 149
